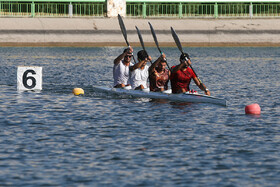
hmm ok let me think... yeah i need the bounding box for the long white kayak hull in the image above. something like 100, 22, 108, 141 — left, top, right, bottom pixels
93, 86, 227, 106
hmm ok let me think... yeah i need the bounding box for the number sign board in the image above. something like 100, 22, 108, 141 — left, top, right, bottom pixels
17, 66, 42, 91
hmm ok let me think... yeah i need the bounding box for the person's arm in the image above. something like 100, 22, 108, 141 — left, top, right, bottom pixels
193, 77, 211, 96
148, 54, 165, 75
130, 59, 146, 71
171, 64, 183, 74
171, 59, 192, 73
130, 56, 151, 71
113, 47, 133, 65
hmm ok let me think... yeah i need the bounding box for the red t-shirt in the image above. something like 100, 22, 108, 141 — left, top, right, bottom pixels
170, 66, 196, 93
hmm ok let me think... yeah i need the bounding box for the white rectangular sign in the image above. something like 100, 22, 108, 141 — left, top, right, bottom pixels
17, 66, 42, 91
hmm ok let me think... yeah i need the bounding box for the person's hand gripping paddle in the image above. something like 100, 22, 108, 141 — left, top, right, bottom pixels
148, 22, 170, 70
118, 14, 136, 64
135, 26, 152, 64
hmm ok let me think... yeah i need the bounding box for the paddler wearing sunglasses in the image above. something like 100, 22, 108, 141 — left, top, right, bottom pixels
113, 47, 134, 88
170, 53, 211, 96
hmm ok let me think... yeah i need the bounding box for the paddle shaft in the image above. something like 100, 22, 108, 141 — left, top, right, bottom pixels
171, 27, 207, 92
148, 22, 171, 70
135, 26, 153, 64
118, 14, 137, 64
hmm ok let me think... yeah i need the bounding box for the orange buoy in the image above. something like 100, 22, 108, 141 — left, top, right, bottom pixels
245, 103, 261, 115
72, 88, 84, 96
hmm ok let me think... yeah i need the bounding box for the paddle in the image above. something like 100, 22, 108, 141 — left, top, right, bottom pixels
171, 27, 207, 92
135, 26, 152, 64
117, 14, 136, 63
148, 22, 171, 70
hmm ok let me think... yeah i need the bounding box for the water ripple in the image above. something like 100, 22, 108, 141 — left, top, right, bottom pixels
0, 47, 279, 186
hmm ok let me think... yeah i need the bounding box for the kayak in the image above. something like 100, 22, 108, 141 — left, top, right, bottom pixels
93, 86, 227, 106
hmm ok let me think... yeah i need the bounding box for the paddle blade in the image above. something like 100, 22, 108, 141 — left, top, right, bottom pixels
148, 22, 161, 54
135, 26, 146, 51
118, 14, 129, 46
171, 27, 184, 54
171, 27, 206, 91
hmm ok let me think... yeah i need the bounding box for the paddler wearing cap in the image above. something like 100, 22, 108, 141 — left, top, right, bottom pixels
113, 47, 134, 88
170, 53, 211, 96
129, 50, 152, 90
148, 53, 170, 92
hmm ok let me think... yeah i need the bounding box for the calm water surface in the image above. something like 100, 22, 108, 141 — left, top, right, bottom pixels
0, 47, 279, 186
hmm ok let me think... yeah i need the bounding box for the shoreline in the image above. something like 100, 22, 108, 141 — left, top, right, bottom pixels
1, 42, 280, 47
0, 17, 280, 47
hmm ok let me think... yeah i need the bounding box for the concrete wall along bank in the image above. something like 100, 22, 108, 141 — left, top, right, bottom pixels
0, 17, 280, 47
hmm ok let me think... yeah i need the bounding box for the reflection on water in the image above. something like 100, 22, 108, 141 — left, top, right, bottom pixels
0, 47, 279, 186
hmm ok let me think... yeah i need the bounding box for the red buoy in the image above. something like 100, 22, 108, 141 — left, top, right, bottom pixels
245, 103, 261, 115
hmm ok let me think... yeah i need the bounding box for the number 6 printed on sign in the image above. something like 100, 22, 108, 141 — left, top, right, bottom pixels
23, 69, 36, 89
17, 66, 42, 91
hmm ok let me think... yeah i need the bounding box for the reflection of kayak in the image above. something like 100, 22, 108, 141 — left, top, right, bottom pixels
93, 86, 227, 106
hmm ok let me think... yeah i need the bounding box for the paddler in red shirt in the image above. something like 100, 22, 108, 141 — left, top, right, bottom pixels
148, 53, 170, 92
170, 53, 211, 96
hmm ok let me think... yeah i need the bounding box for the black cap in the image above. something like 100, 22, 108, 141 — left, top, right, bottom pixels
180, 53, 190, 61
137, 50, 148, 61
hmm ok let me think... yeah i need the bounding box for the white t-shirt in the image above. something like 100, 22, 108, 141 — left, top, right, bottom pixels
130, 65, 149, 89
113, 60, 132, 87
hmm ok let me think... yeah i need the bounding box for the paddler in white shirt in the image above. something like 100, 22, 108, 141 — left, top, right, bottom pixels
130, 50, 152, 90
113, 47, 134, 88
